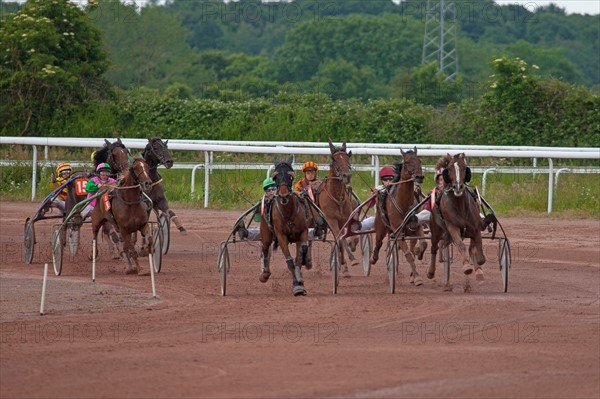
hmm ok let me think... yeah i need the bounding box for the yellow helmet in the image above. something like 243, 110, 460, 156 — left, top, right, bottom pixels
302, 161, 318, 173
56, 162, 72, 175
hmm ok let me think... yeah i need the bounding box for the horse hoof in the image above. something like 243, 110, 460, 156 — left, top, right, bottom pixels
350, 259, 360, 267
179, 227, 188, 236
413, 276, 424, 286
342, 266, 351, 278
427, 272, 435, 280
138, 268, 150, 276
125, 268, 137, 275
293, 286, 307, 296
409, 274, 415, 285
475, 268, 485, 281
305, 262, 313, 270
259, 272, 271, 283
463, 265, 474, 275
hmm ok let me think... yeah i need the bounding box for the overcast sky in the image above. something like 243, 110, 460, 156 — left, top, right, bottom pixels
496, 1, 599, 15
9, 0, 600, 15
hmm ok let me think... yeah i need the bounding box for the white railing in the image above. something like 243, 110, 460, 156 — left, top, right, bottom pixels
1, 137, 598, 213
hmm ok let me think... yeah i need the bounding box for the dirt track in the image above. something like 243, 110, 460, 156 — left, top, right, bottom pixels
1, 201, 598, 398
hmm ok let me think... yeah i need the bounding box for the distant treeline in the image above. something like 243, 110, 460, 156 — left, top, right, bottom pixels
1, 0, 598, 144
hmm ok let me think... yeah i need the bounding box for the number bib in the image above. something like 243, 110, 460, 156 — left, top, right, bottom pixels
75, 178, 88, 196
103, 192, 111, 211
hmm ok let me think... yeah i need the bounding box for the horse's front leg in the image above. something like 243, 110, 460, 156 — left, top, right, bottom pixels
279, 236, 306, 296
370, 217, 385, 265
469, 233, 486, 281
446, 224, 471, 275
399, 241, 423, 286
259, 229, 273, 283
120, 228, 137, 274
167, 209, 187, 235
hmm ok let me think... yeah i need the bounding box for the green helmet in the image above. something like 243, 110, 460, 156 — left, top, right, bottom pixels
262, 177, 276, 189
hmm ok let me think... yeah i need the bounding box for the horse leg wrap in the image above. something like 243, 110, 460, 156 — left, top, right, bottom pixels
301, 242, 308, 266
286, 257, 303, 284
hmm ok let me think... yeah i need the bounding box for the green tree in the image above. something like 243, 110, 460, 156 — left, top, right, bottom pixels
0, 0, 110, 135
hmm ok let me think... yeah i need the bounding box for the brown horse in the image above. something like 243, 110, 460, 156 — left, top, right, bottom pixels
90, 158, 153, 274
141, 137, 187, 235
316, 141, 359, 274
370, 148, 427, 285
93, 138, 130, 176
427, 153, 486, 281
259, 155, 310, 296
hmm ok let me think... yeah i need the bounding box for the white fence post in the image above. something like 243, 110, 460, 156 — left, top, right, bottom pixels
547, 158, 554, 214
31, 145, 38, 201
204, 151, 210, 208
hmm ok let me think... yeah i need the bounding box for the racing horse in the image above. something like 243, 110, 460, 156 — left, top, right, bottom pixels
370, 148, 427, 285
141, 137, 187, 235
315, 141, 360, 274
427, 153, 486, 281
90, 158, 153, 274
259, 155, 310, 296
92, 138, 130, 176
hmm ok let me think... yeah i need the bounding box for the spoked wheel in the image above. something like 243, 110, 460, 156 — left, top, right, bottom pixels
23, 218, 35, 264
499, 238, 511, 293
52, 225, 63, 276
386, 239, 397, 294
218, 242, 230, 296
158, 212, 170, 255
66, 224, 80, 257
442, 245, 452, 286
360, 234, 372, 277
152, 221, 163, 273
330, 243, 341, 294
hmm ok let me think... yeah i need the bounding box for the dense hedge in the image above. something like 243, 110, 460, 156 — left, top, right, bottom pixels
28, 86, 597, 148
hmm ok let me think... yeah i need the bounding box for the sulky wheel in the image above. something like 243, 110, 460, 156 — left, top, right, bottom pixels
158, 212, 170, 255
52, 226, 63, 276
330, 243, 341, 294
218, 243, 230, 296
386, 240, 397, 294
23, 218, 35, 264
499, 238, 511, 293
360, 234, 372, 277
152, 221, 163, 273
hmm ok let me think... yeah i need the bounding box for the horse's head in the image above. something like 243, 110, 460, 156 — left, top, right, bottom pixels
328, 141, 352, 185
142, 137, 173, 169
128, 158, 153, 192
104, 138, 130, 175
399, 147, 424, 186
272, 155, 295, 203
443, 153, 471, 197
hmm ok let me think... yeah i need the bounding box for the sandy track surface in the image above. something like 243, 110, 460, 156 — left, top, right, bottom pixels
1, 201, 598, 398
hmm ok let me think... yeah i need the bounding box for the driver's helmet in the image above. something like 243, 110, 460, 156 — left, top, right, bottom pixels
56, 162, 72, 176
96, 162, 111, 173
301, 161, 318, 173
379, 166, 395, 179
262, 177, 276, 190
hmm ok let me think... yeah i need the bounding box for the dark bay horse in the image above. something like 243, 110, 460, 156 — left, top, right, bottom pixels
141, 137, 187, 234
90, 158, 153, 274
316, 142, 359, 274
427, 153, 486, 281
260, 155, 310, 296
370, 148, 427, 285
93, 138, 130, 176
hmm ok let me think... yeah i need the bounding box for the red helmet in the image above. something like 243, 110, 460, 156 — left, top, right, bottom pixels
379, 166, 395, 179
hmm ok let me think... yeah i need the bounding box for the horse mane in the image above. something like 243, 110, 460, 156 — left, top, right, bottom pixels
118, 157, 142, 185
93, 146, 109, 167
435, 154, 453, 171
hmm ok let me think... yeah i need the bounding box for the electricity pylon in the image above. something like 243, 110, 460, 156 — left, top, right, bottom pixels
422, 0, 459, 80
